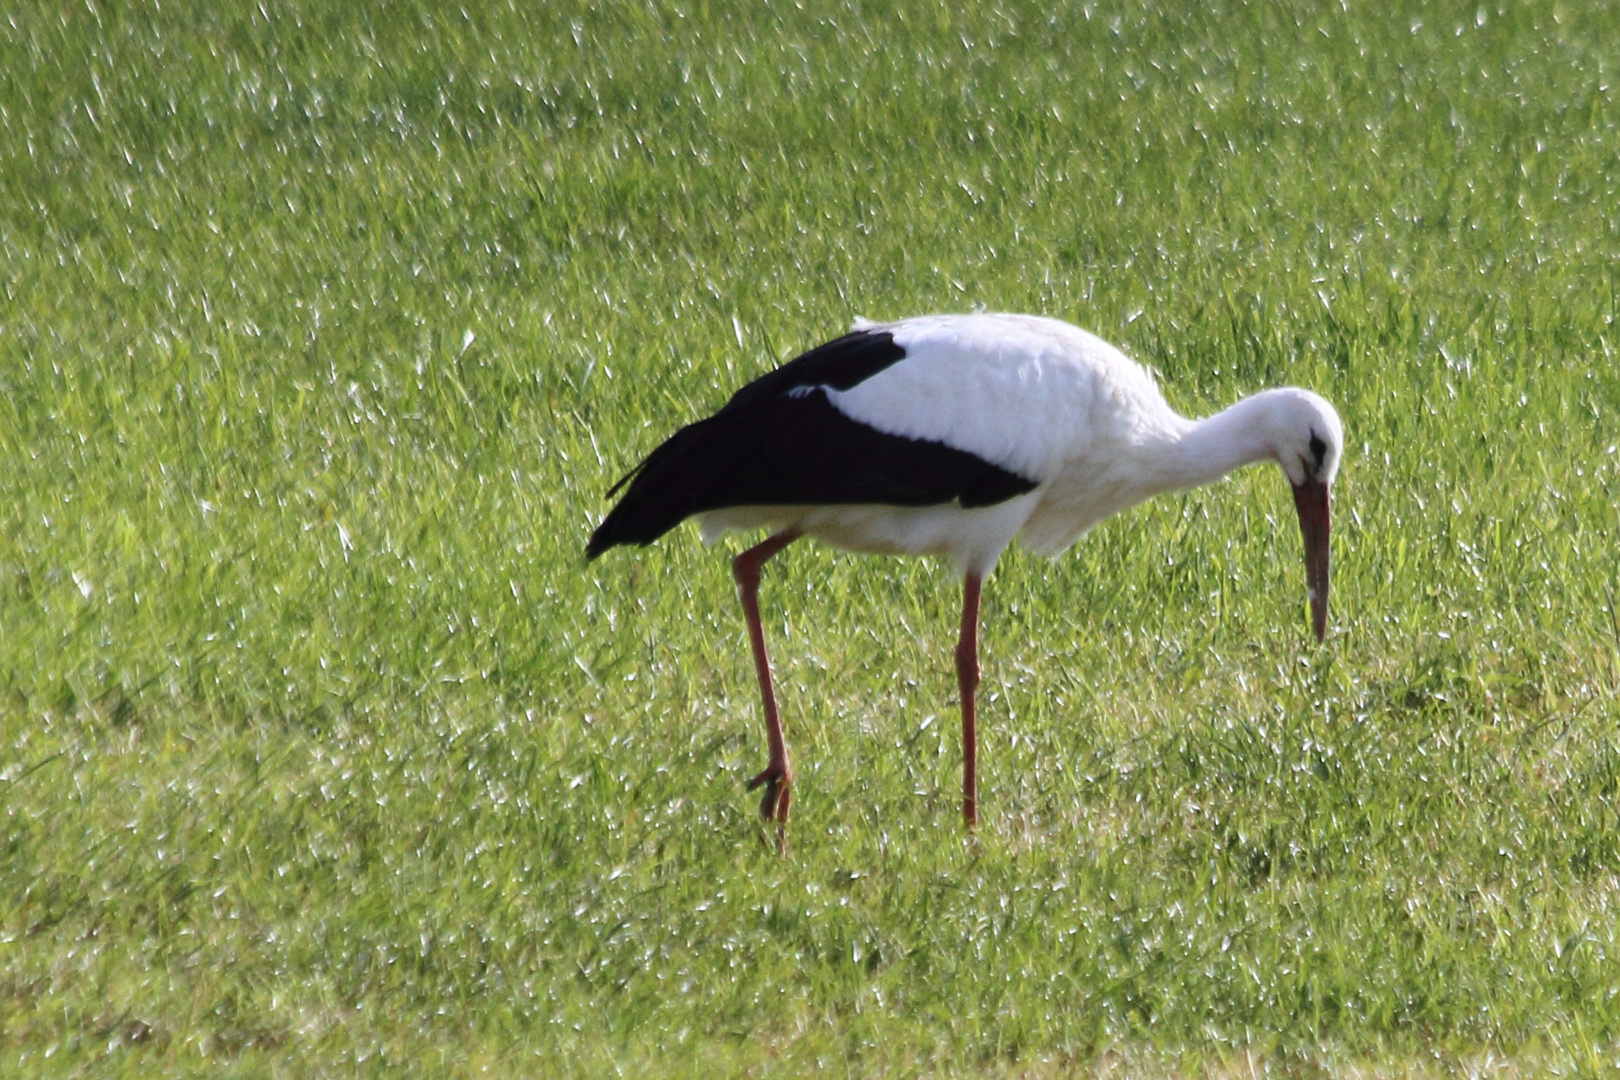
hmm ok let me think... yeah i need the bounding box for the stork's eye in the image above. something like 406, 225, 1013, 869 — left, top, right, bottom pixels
1308, 432, 1327, 470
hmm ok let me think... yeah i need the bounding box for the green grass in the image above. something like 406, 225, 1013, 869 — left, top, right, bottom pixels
3, 0, 1620, 1074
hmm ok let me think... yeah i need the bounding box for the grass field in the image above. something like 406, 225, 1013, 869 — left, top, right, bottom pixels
4, 0, 1620, 1075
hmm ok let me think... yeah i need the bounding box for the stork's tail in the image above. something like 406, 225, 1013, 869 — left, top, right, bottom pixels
585, 420, 724, 559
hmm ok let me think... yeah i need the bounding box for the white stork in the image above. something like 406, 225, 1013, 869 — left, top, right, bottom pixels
586, 313, 1342, 835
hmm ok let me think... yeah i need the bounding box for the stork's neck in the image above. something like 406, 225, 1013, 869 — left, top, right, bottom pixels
1156, 392, 1281, 491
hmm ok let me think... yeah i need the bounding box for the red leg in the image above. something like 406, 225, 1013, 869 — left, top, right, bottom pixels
733, 529, 801, 835
956, 572, 983, 829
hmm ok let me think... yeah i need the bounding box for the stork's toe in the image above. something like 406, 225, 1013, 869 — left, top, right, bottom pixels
747, 764, 791, 822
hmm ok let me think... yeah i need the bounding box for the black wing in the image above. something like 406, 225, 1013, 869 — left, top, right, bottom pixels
585, 329, 1038, 558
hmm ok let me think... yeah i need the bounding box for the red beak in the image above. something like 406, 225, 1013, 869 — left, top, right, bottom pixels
1292, 478, 1331, 643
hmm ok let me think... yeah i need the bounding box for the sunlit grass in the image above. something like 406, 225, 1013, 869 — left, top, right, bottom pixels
2, 0, 1619, 1075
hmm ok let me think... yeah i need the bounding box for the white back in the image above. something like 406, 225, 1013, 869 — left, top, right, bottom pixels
832, 314, 1181, 483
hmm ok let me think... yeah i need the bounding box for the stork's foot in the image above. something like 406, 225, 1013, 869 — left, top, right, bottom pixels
746, 763, 792, 823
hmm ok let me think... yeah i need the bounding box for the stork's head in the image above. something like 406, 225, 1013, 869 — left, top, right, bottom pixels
1260, 389, 1342, 643
1265, 388, 1344, 490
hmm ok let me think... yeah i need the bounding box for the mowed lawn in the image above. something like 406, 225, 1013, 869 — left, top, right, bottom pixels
3, 0, 1620, 1075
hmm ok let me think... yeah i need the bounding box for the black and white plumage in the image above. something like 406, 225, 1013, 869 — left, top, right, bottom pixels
587, 313, 1343, 835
